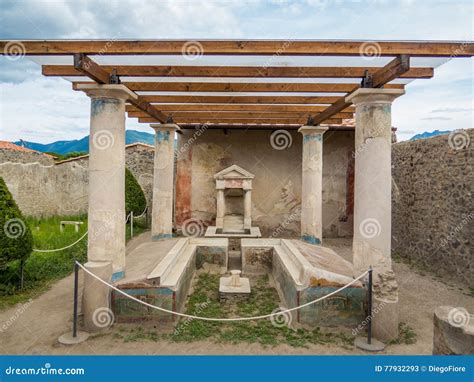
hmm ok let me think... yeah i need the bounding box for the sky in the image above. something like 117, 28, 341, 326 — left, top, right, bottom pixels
0, 0, 472, 143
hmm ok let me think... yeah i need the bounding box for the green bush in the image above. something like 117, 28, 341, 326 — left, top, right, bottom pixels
125, 168, 147, 216
0, 177, 33, 270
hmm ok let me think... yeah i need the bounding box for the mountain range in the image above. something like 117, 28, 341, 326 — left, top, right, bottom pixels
14, 130, 155, 155
409, 130, 450, 141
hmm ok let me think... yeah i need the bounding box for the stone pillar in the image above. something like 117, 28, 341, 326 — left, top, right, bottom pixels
346, 88, 404, 342
216, 188, 225, 229
150, 123, 181, 240
243, 189, 252, 229
298, 125, 328, 245
77, 84, 137, 282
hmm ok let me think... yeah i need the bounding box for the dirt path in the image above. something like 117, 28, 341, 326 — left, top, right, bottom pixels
0, 237, 472, 355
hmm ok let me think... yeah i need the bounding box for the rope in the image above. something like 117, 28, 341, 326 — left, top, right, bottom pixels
133, 206, 148, 219
77, 260, 368, 322
33, 231, 88, 253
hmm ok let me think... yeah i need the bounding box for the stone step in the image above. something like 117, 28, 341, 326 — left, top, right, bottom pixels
146, 238, 189, 283
160, 244, 197, 288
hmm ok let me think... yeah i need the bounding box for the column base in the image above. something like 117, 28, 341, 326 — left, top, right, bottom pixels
82, 261, 113, 333
301, 234, 322, 245
152, 233, 173, 241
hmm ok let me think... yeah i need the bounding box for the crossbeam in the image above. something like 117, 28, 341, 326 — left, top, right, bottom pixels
127, 111, 353, 119
125, 104, 355, 113
72, 54, 169, 123
3, 40, 472, 56
136, 117, 344, 124
42, 65, 434, 79
136, 95, 342, 104
73, 81, 404, 93
309, 55, 411, 126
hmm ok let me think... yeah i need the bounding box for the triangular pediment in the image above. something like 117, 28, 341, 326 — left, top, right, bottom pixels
214, 164, 254, 179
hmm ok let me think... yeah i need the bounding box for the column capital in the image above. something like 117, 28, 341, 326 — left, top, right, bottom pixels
298, 125, 328, 135
150, 123, 182, 133
345, 88, 405, 106
75, 84, 137, 101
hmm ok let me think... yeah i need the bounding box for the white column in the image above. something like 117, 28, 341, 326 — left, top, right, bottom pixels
216, 188, 225, 229
243, 189, 252, 229
150, 123, 181, 240
75, 84, 136, 332
346, 88, 404, 342
77, 84, 137, 282
298, 125, 327, 245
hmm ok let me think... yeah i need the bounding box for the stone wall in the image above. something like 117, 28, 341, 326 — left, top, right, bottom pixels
392, 129, 473, 287
0, 148, 55, 166
0, 143, 154, 217
175, 129, 355, 238
0, 161, 88, 216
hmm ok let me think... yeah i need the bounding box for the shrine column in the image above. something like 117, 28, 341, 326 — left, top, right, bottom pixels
346, 88, 404, 342
216, 188, 225, 230
298, 125, 327, 245
243, 189, 252, 229
150, 124, 181, 240
76, 84, 136, 331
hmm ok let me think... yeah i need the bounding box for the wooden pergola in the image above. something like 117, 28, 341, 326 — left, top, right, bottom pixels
2, 39, 473, 129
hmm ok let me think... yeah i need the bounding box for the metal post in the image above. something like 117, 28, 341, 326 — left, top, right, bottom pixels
73, 261, 79, 338
367, 266, 373, 345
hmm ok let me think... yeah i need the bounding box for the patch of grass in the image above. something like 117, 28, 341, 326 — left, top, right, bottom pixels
114, 326, 160, 343
132, 272, 356, 348
0, 215, 147, 310
388, 322, 417, 345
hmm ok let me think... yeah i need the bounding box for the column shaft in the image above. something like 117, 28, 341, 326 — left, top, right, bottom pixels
298, 125, 327, 245
151, 124, 180, 240
243, 190, 252, 229
216, 189, 225, 229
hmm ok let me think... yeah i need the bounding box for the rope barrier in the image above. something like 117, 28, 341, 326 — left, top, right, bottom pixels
76, 260, 368, 322
33, 231, 88, 253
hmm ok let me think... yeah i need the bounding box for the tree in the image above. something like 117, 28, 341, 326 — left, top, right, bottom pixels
125, 168, 147, 216
0, 177, 33, 277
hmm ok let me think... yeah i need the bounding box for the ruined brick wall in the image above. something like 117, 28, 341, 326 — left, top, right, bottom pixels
392, 129, 473, 287
0, 148, 55, 166
0, 144, 154, 217
176, 129, 355, 238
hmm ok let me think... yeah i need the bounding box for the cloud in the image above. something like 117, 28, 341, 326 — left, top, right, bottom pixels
431, 107, 473, 113
420, 117, 452, 121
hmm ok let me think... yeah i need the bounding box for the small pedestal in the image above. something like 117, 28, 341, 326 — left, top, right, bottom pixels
219, 270, 251, 302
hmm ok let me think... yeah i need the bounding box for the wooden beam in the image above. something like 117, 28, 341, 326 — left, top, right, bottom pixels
42, 65, 434, 79
71, 55, 169, 123
4, 40, 473, 56
137, 117, 343, 124
126, 104, 355, 113
137, 95, 342, 104
73, 81, 404, 93
127, 111, 353, 119
309, 55, 411, 126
